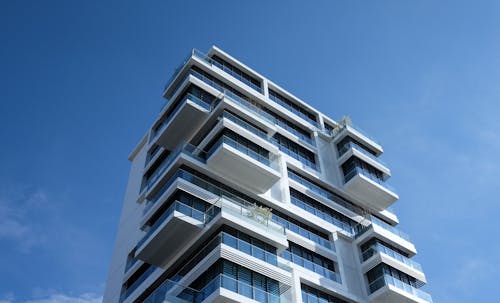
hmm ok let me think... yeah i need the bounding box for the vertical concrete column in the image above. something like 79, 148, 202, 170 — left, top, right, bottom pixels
290, 269, 303, 303
262, 79, 269, 98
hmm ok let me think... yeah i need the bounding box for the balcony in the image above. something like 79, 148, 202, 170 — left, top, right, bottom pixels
355, 217, 417, 256
194, 274, 291, 303
216, 197, 288, 250
135, 201, 216, 267
171, 231, 282, 286
368, 274, 432, 303
206, 135, 281, 193
151, 93, 212, 149
279, 250, 341, 284
361, 243, 426, 283
338, 141, 389, 173
143, 279, 200, 303
332, 123, 383, 156
343, 164, 398, 211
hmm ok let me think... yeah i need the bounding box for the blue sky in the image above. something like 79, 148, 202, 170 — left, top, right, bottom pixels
1, 0, 499, 302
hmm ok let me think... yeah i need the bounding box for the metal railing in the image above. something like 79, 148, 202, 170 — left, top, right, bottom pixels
343, 165, 397, 193
206, 135, 273, 167
329, 123, 381, 145
150, 93, 212, 143
356, 217, 411, 242
119, 265, 157, 303
137, 201, 207, 250
368, 274, 432, 303
338, 141, 387, 166
222, 111, 268, 140
280, 250, 341, 283
164, 65, 317, 150
290, 196, 355, 236
144, 168, 285, 236
196, 274, 288, 303
288, 170, 365, 217
272, 215, 334, 251
144, 143, 205, 193
361, 243, 423, 272
143, 278, 200, 303
268, 93, 319, 128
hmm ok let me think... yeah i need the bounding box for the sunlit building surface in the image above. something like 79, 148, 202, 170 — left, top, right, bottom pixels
104, 46, 431, 303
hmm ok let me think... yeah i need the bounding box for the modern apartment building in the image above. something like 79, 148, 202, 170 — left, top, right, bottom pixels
103, 46, 431, 303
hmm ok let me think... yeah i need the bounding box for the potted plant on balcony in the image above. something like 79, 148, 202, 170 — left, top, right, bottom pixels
247, 204, 273, 225
332, 115, 352, 136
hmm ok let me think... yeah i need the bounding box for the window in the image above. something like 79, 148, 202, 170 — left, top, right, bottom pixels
301, 284, 349, 303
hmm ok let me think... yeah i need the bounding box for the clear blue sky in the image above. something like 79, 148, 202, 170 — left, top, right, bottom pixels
1, 1, 499, 302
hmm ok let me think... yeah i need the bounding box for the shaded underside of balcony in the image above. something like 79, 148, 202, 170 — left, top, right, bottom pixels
206, 143, 281, 194
344, 173, 398, 211
369, 284, 431, 303
155, 98, 210, 150
135, 212, 203, 267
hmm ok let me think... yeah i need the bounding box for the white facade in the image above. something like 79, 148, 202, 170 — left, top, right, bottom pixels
103, 46, 431, 303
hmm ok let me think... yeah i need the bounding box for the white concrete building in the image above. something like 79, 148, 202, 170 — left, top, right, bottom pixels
103, 46, 431, 303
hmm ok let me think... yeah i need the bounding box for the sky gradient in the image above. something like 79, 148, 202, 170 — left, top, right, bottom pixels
1, 1, 499, 302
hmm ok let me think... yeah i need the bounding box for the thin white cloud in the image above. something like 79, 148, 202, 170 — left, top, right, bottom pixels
0, 187, 48, 253
0, 293, 102, 303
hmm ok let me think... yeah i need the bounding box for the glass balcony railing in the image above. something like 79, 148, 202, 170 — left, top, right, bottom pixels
221, 232, 278, 266
290, 197, 355, 236
145, 146, 163, 167
165, 49, 321, 136
347, 123, 381, 145
206, 135, 273, 168
222, 111, 268, 140
273, 143, 318, 171
343, 165, 396, 193
150, 93, 212, 143
217, 198, 285, 238
338, 141, 387, 166
356, 217, 411, 242
280, 251, 341, 283
170, 231, 278, 285
137, 201, 208, 250
142, 143, 207, 202
268, 94, 319, 128
124, 257, 140, 273
274, 120, 316, 147
361, 243, 423, 272
371, 217, 411, 242
271, 215, 334, 251
119, 265, 157, 303
369, 274, 432, 303
328, 123, 381, 145
190, 49, 263, 93
144, 168, 285, 237
287, 170, 365, 217
165, 63, 317, 147
143, 278, 200, 303
195, 274, 287, 303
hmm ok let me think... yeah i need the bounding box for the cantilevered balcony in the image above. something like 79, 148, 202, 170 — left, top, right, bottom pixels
138, 168, 288, 267
135, 200, 214, 267
149, 275, 292, 303
361, 243, 426, 283
337, 141, 389, 175
342, 158, 398, 211
206, 135, 281, 193
193, 274, 291, 303
279, 250, 341, 284
368, 274, 432, 303
355, 217, 417, 256
150, 93, 212, 150
332, 123, 383, 156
